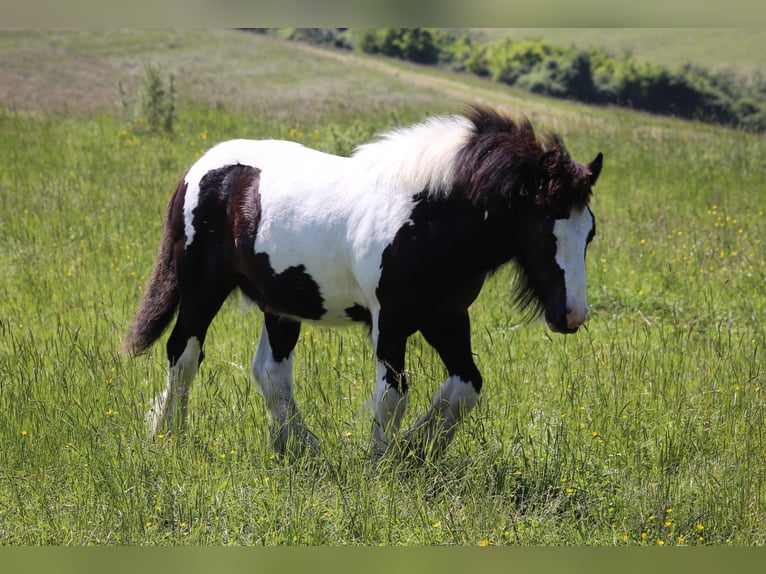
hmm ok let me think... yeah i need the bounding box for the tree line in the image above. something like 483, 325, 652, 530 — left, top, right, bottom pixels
262, 28, 766, 133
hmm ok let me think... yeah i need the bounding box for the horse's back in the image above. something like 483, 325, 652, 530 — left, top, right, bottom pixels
183, 138, 414, 325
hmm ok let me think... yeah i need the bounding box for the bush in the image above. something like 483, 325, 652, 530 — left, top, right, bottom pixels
119, 63, 176, 136
486, 38, 562, 85
738, 109, 766, 131
439, 33, 489, 76
516, 51, 597, 102
354, 28, 440, 65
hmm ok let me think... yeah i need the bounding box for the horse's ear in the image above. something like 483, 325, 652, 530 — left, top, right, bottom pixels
588, 152, 603, 186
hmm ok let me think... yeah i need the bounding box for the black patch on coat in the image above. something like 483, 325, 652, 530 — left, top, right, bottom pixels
162, 165, 260, 366
186, 163, 327, 322
376, 193, 488, 330
243, 253, 326, 320
263, 312, 301, 363
345, 303, 372, 326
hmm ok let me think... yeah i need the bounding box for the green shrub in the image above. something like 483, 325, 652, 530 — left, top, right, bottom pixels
515, 51, 597, 102
119, 63, 176, 136
361, 28, 441, 65
436, 33, 489, 77
485, 38, 562, 85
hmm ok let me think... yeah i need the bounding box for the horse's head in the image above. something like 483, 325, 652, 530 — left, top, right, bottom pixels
512, 141, 602, 334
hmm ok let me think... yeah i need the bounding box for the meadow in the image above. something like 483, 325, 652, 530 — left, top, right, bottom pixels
0, 30, 764, 545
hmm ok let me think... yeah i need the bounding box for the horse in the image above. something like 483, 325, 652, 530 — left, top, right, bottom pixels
123, 105, 603, 461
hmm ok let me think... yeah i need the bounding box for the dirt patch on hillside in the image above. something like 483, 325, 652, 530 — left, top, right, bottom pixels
3, 33, 164, 115
1, 49, 110, 113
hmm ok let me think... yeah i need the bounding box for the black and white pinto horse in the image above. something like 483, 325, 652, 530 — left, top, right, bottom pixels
124, 106, 602, 461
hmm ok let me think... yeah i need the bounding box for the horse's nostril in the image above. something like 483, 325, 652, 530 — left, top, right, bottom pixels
566, 309, 588, 330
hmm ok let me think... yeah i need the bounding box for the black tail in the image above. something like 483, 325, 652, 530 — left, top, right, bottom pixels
122, 181, 186, 356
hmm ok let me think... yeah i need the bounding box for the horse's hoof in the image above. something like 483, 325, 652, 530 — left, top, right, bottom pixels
271, 423, 320, 460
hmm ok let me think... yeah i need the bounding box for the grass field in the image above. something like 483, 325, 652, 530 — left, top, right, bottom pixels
0, 29, 764, 545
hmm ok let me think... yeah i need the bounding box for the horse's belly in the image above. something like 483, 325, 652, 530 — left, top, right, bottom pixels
256, 258, 374, 326
311, 296, 371, 326
243, 231, 377, 325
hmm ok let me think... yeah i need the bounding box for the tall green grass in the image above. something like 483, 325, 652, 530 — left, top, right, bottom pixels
1, 75, 764, 544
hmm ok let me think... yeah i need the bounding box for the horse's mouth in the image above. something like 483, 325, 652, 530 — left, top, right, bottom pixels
547, 321, 579, 335
545, 305, 588, 334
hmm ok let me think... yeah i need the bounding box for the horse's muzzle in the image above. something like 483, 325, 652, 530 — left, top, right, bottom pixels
547, 321, 579, 334
546, 308, 588, 334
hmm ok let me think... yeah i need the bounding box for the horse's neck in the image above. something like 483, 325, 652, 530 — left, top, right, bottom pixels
473, 205, 520, 274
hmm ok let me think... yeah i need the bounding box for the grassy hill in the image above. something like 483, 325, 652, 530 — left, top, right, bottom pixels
0, 29, 457, 117
1, 29, 764, 546
4, 28, 764, 117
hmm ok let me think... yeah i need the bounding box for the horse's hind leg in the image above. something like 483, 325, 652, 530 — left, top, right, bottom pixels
148, 318, 200, 438
149, 259, 235, 438
251, 312, 317, 458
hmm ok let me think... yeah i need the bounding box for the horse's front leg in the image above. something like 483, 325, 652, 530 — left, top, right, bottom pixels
369, 311, 410, 462
403, 311, 482, 460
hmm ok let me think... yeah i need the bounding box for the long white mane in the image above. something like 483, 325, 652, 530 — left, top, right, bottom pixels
351, 114, 475, 198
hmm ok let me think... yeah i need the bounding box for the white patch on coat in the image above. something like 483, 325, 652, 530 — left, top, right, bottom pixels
369, 359, 407, 457
351, 114, 474, 199
250, 324, 315, 454
179, 115, 475, 325
149, 336, 201, 437
251, 327, 294, 408
424, 374, 479, 425
406, 375, 479, 453
552, 206, 594, 329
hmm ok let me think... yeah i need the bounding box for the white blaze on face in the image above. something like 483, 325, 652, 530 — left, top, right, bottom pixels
552, 206, 594, 330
